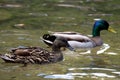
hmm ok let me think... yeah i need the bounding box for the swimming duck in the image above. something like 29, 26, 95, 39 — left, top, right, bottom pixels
0, 37, 74, 64
42, 20, 116, 49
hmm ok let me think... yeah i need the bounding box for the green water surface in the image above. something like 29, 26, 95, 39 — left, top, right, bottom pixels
0, 0, 120, 80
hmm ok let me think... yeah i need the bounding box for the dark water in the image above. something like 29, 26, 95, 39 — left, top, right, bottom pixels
0, 0, 120, 80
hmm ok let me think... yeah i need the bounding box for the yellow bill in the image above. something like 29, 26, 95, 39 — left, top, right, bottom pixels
108, 26, 117, 33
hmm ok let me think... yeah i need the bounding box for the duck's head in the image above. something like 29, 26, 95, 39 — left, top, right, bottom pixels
52, 37, 74, 52
92, 19, 116, 37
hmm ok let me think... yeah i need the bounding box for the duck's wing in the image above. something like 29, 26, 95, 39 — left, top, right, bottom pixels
42, 33, 96, 48
41, 34, 55, 46
0, 54, 15, 63
42, 38, 53, 46
51, 33, 97, 49
0, 47, 56, 64
48, 31, 81, 35
52, 33, 91, 42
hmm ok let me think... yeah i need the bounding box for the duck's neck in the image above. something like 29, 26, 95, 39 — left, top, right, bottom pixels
92, 29, 100, 37
52, 46, 63, 62
92, 25, 101, 37
52, 46, 61, 52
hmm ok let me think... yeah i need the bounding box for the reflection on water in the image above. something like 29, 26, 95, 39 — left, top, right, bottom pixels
36, 67, 119, 79
68, 67, 116, 71
88, 14, 113, 17
0, 0, 120, 80
112, 72, 120, 75
37, 73, 46, 77
29, 13, 48, 17
0, 65, 19, 72
105, 52, 117, 55
1, 65, 119, 80
0, 4, 22, 8
79, 43, 117, 55
57, 4, 91, 10
97, 43, 110, 54
44, 74, 74, 79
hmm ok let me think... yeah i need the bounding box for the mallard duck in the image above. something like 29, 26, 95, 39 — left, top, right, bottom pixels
42, 20, 116, 49
0, 37, 74, 64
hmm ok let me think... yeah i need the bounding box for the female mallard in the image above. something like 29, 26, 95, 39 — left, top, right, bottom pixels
0, 37, 74, 64
42, 20, 116, 49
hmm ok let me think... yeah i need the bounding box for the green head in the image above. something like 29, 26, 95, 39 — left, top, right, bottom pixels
92, 20, 116, 37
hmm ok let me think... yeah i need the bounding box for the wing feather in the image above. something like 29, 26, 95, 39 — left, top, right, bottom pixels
52, 33, 91, 42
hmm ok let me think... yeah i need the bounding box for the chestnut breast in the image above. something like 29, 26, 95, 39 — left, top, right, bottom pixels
13, 49, 31, 56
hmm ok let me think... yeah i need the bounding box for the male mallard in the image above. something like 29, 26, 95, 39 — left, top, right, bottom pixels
0, 37, 74, 64
42, 20, 116, 49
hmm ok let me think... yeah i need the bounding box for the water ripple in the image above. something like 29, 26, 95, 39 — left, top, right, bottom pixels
44, 74, 74, 80
79, 43, 117, 55
68, 67, 116, 71
37, 67, 119, 79
97, 43, 110, 54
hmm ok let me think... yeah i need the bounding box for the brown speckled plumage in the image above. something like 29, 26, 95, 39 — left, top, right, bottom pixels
0, 37, 74, 65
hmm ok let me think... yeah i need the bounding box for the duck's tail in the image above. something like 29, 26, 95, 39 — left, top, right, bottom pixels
41, 34, 56, 47
0, 54, 15, 63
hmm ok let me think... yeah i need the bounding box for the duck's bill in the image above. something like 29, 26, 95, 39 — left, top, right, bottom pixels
67, 46, 75, 51
108, 26, 117, 33
66, 44, 75, 51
